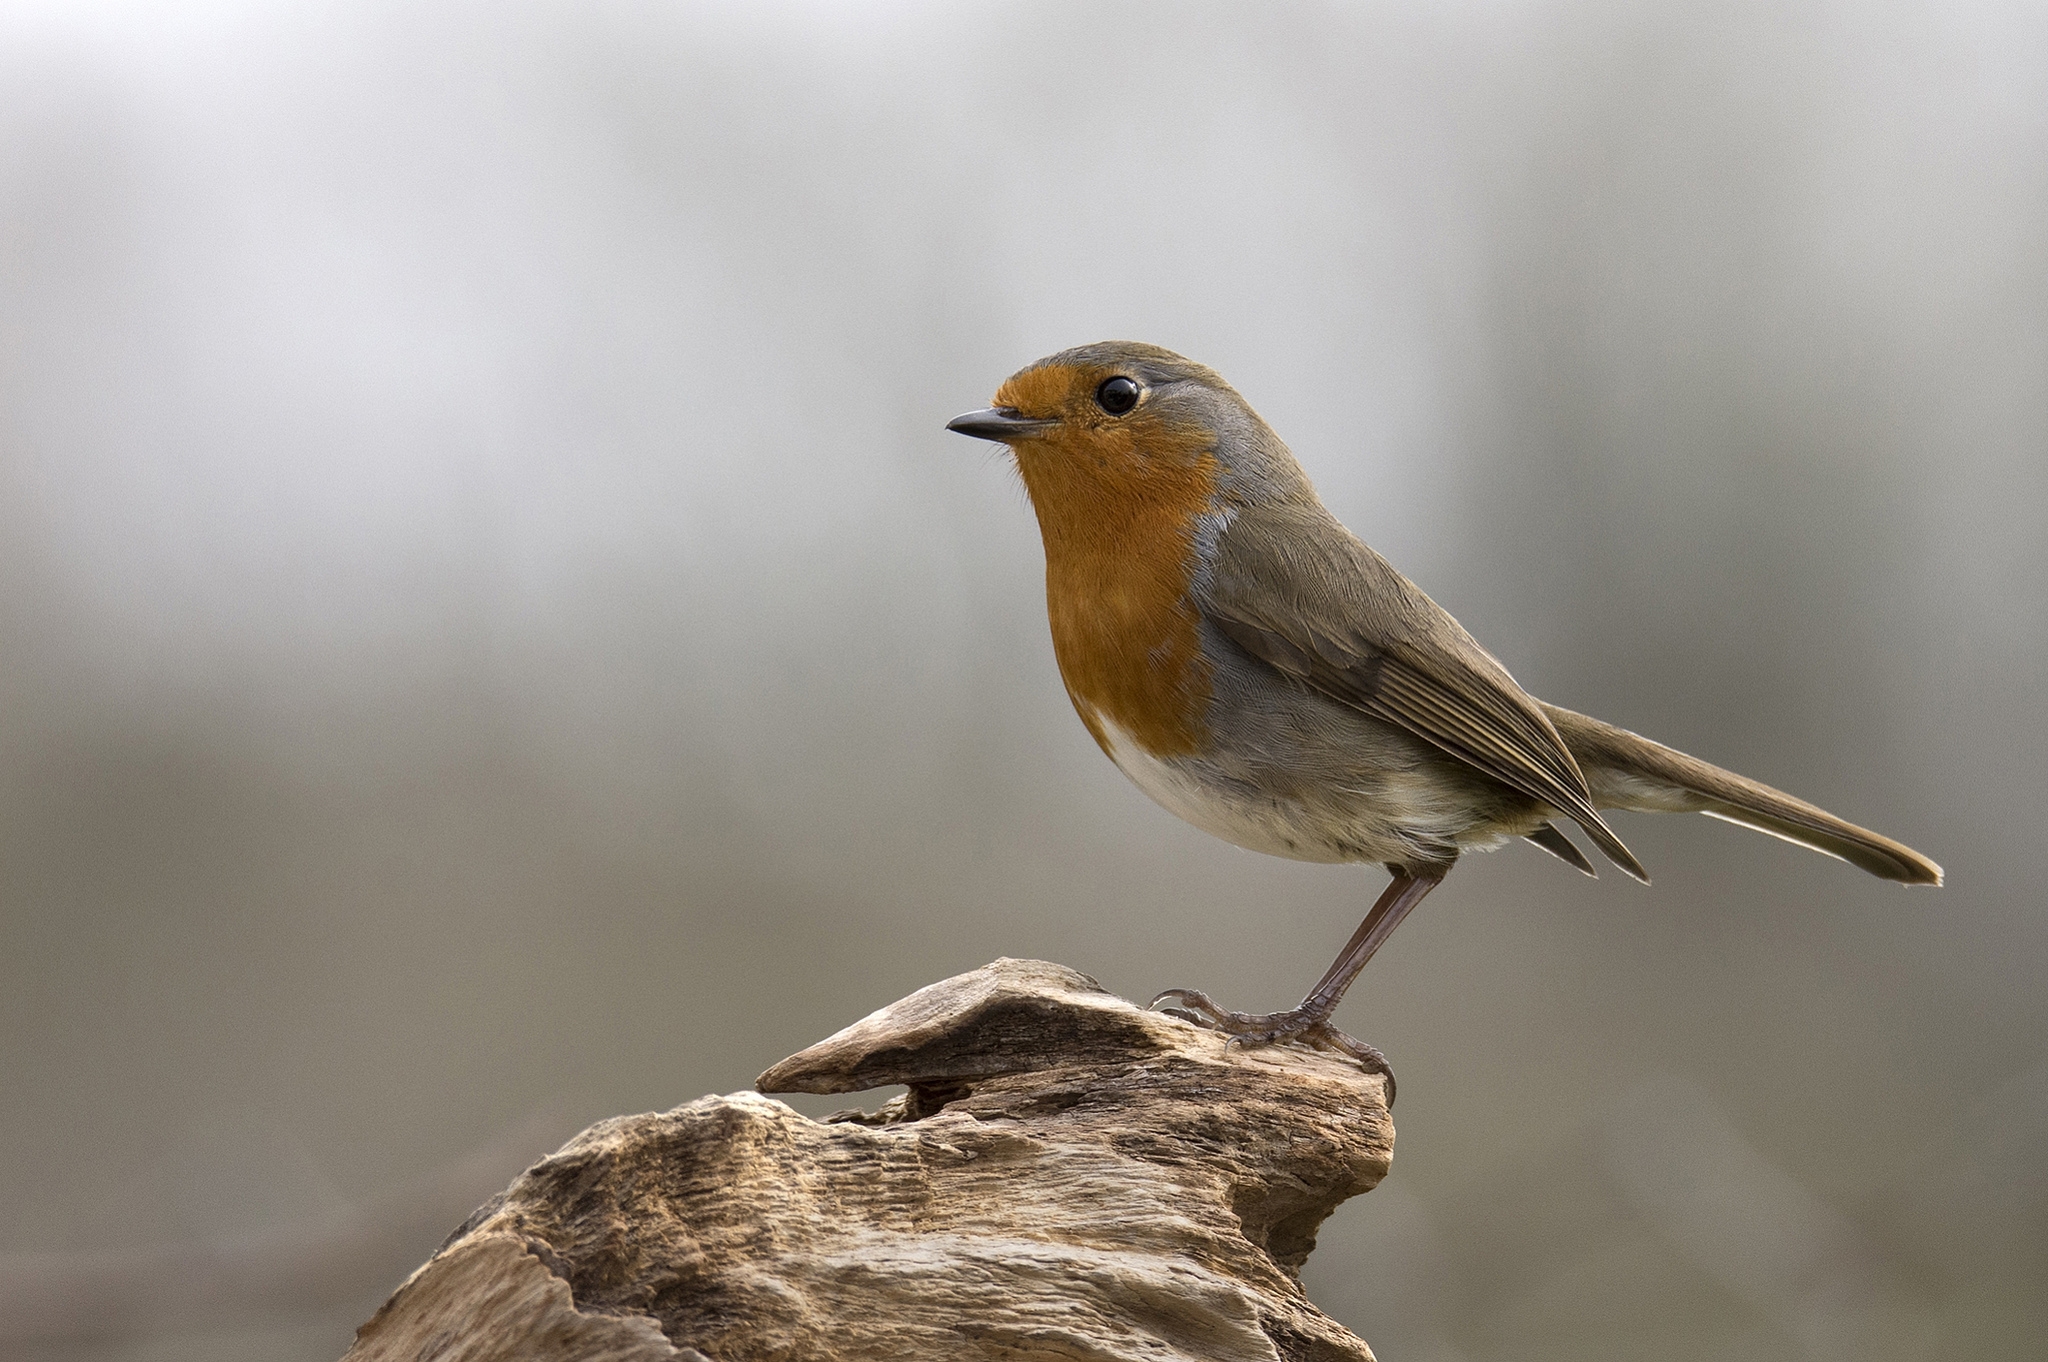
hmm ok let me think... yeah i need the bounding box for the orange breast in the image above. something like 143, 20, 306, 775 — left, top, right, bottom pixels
998, 368, 1218, 758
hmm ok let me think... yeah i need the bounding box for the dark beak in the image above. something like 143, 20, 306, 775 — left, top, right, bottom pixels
945, 407, 1056, 442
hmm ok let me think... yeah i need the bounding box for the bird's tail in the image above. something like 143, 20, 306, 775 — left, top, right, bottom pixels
1540, 703, 1943, 886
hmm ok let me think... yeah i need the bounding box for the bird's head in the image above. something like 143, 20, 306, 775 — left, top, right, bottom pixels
946, 342, 1313, 538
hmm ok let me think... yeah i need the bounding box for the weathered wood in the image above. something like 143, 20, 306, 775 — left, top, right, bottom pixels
344, 958, 1394, 1362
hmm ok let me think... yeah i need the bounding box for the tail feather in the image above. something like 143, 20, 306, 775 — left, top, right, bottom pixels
1541, 703, 1943, 887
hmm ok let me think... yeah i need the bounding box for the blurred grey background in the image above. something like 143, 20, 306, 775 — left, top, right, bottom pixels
1, 1, 2042, 1358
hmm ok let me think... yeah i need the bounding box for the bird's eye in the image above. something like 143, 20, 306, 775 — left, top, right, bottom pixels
1095, 376, 1141, 415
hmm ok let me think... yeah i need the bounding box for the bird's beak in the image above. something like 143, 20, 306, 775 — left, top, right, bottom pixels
945, 407, 1056, 442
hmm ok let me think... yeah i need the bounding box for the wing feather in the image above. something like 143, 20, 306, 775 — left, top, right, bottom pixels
1204, 504, 1649, 881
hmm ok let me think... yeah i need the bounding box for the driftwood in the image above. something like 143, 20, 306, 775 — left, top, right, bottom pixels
342, 958, 1395, 1362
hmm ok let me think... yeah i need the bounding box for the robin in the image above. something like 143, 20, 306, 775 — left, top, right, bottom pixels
947, 341, 1941, 1099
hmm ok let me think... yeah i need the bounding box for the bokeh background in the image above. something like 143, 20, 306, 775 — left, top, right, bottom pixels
2, 1, 2043, 1358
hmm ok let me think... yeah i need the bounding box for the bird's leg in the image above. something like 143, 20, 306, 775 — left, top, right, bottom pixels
1292, 869, 1443, 1022
1151, 870, 1444, 1098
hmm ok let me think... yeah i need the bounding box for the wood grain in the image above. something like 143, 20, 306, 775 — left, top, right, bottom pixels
344, 959, 1393, 1362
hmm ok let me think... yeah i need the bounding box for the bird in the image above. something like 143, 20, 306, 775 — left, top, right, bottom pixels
946, 340, 1941, 1100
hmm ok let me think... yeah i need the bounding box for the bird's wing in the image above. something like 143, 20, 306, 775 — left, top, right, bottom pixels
1202, 503, 1648, 881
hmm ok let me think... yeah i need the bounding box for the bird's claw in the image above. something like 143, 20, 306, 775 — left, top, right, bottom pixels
1147, 987, 1396, 1104
1148, 987, 1258, 1028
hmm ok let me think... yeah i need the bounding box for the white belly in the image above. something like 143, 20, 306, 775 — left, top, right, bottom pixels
1095, 713, 1355, 863
1090, 710, 1524, 868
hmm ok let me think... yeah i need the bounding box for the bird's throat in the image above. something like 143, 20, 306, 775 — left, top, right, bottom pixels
1014, 440, 1218, 761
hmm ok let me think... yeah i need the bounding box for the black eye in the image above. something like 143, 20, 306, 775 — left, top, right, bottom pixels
1095, 375, 1141, 415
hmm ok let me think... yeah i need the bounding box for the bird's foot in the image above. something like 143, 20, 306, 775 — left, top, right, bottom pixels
1148, 988, 1396, 1103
